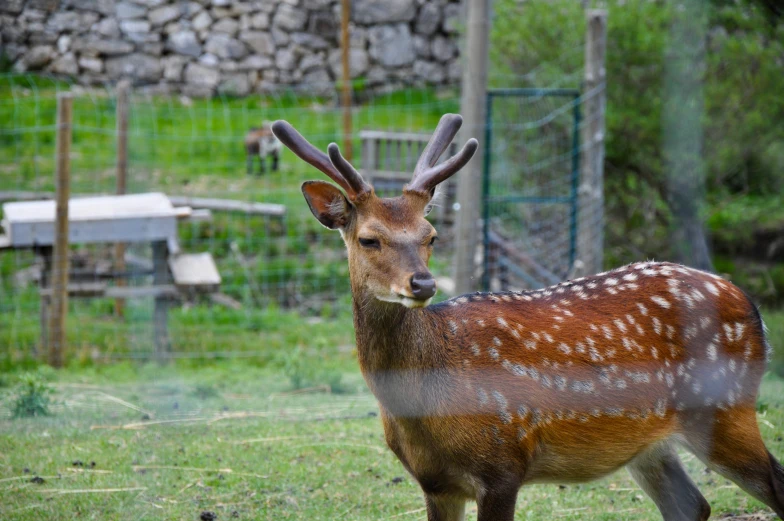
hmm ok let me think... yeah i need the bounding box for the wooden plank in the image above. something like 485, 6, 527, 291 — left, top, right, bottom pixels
166, 196, 286, 217
49, 92, 72, 369
168, 253, 221, 289
40, 283, 179, 299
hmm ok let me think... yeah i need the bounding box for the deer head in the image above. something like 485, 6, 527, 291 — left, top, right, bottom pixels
272, 114, 478, 309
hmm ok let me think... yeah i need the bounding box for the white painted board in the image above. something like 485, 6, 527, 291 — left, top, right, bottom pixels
2, 193, 179, 247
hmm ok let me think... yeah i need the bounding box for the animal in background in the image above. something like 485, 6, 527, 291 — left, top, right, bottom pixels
244, 123, 281, 175
272, 113, 784, 521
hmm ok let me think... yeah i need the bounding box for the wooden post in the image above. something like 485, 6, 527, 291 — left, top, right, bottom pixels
152, 240, 171, 363
574, 9, 607, 277
49, 92, 72, 368
340, 0, 353, 162
114, 79, 130, 317
454, 0, 490, 294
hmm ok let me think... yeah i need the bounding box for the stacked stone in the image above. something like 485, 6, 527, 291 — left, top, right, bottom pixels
0, 0, 463, 97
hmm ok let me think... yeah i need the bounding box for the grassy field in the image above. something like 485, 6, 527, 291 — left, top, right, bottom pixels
2, 356, 784, 521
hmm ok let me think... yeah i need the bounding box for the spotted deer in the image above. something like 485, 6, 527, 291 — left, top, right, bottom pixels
271, 114, 784, 521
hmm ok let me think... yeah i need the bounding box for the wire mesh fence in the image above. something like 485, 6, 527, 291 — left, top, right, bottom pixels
0, 62, 603, 361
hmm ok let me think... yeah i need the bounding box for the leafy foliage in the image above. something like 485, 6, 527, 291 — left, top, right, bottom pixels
491, 0, 784, 300
11, 370, 55, 418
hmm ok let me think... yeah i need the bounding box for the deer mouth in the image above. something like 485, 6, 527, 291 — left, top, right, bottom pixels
378, 291, 433, 309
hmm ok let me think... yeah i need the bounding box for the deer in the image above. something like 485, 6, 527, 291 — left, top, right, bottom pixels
271, 114, 784, 521
244, 122, 281, 176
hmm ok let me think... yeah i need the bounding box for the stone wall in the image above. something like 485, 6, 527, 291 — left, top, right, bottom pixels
0, 0, 464, 97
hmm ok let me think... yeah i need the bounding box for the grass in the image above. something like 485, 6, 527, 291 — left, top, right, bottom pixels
2, 357, 784, 520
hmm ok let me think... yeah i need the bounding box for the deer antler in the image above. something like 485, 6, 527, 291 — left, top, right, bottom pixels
271, 120, 371, 200
406, 114, 479, 195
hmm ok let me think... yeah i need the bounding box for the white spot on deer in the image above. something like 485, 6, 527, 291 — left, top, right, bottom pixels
488, 347, 500, 361
691, 289, 706, 302
470, 343, 481, 356
605, 277, 619, 286
449, 320, 458, 335
700, 316, 712, 330
729, 359, 737, 373
601, 325, 614, 340
522, 294, 533, 301
626, 371, 651, 384
560, 299, 572, 307
554, 315, 565, 322
477, 388, 489, 406
623, 273, 639, 282
614, 319, 628, 333
477, 319, 486, 328
692, 382, 702, 394
542, 332, 555, 343
511, 329, 521, 340
571, 285, 584, 292
501, 295, 512, 302
744, 341, 753, 360
531, 331, 541, 341
666, 325, 676, 340
554, 375, 567, 391
723, 323, 734, 342
666, 373, 675, 388
642, 269, 658, 276
637, 303, 649, 316
456, 296, 468, 305
586, 282, 598, 290
704, 281, 720, 296
651, 296, 671, 309
589, 346, 603, 362
575, 341, 586, 354
734, 323, 746, 341
523, 339, 537, 350
622, 337, 633, 351
706, 342, 718, 361
461, 319, 468, 326
541, 375, 552, 388
571, 380, 595, 394
635, 324, 645, 336
517, 427, 528, 440
497, 317, 509, 329
651, 347, 659, 359
558, 343, 572, 355
589, 324, 599, 332
685, 325, 698, 340
605, 407, 624, 417
606, 287, 618, 295
615, 379, 628, 390
493, 337, 502, 347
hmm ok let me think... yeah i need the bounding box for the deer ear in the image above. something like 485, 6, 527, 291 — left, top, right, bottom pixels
301, 180, 353, 230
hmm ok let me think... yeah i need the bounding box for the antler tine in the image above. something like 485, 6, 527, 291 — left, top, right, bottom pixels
271, 120, 354, 195
413, 113, 464, 178
406, 138, 479, 194
327, 143, 372, 198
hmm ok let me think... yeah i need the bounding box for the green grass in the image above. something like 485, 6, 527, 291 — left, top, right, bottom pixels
2, 358, 784, 520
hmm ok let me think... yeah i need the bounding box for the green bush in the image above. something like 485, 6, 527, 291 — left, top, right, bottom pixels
491, 0, 784, 278
11, 371, 55, 418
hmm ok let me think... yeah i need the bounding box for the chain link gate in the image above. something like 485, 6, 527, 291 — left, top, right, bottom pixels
482, 88, 581, 291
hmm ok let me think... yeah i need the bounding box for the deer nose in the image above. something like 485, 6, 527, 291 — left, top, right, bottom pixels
410, 273, 437, 300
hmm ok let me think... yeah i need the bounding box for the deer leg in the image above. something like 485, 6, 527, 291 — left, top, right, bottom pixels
476, 485, 518, 521
271, 150, 279, 171
627, 441, 711, 521
425, 495, 465, 521
682, 407, 784, 518
246, 154, 253, 176
259, 154, 265, 175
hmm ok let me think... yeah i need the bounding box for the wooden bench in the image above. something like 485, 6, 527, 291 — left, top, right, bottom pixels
359, 130, 459, 230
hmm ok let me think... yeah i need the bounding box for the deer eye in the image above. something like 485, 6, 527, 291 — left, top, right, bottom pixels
429, 236, 438, 246
358, 237, 380, 249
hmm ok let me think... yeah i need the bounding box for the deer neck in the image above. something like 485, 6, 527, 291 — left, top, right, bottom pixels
351, 289, 452, 416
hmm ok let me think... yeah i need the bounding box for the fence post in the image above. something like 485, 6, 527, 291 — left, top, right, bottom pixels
575, 9, 607, 277
114, 79, 130, 317
340, 0, 353, 162
49, 92, 72, 368
152, 240, 171, 363
454, 0, 490, 294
